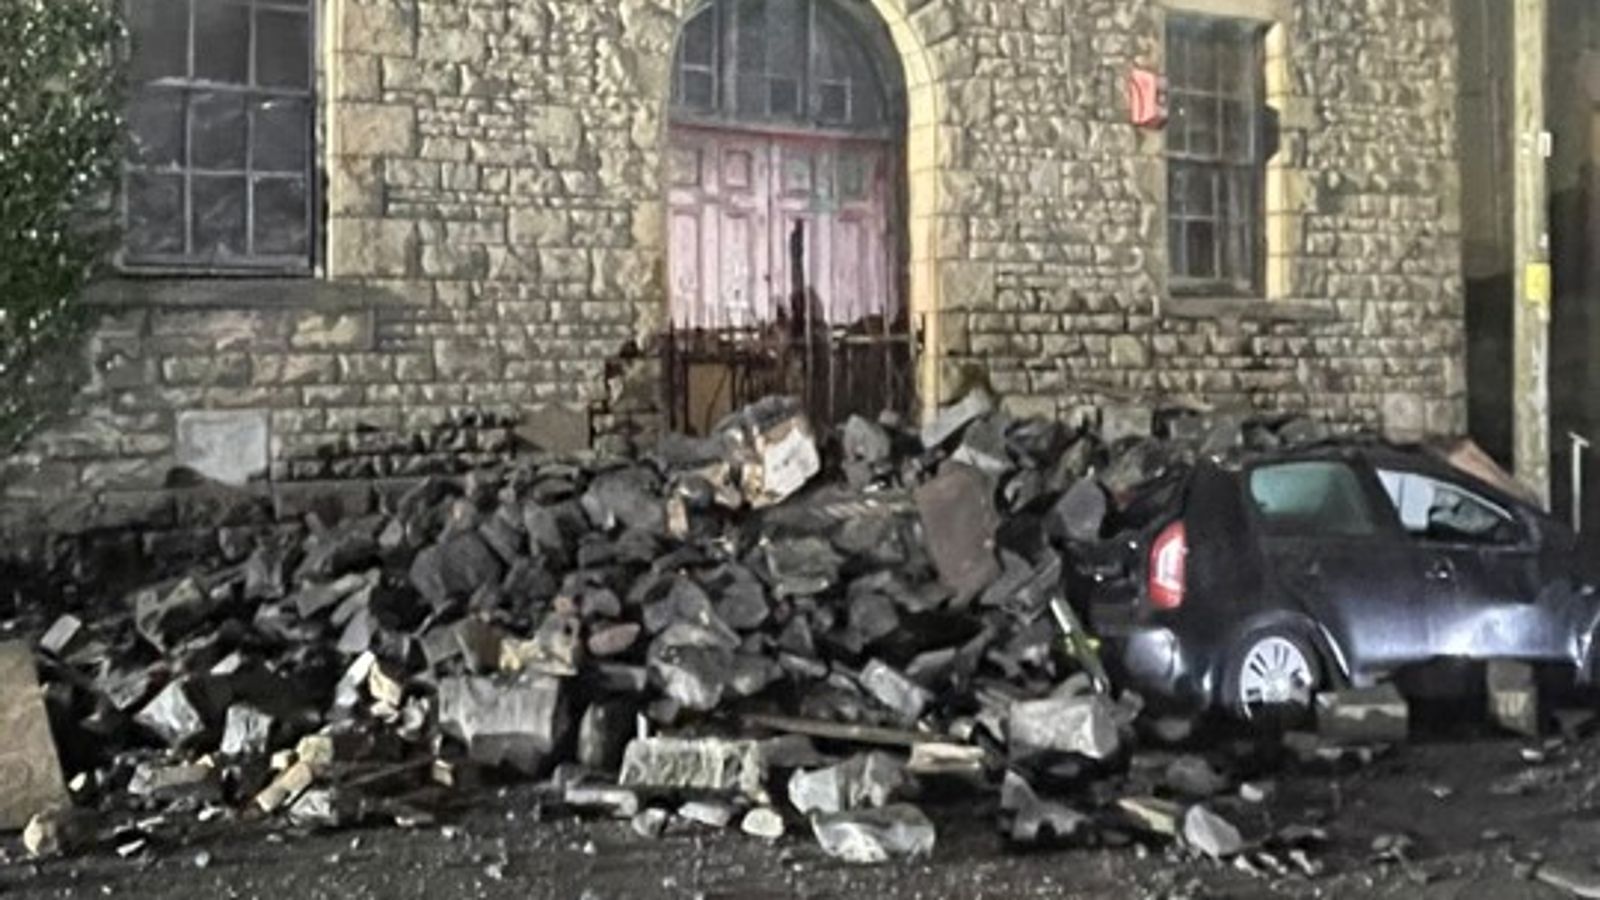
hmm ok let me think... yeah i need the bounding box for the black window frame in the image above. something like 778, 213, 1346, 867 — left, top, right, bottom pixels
120, 0, 317, 275
1165, 12, 1269, 298
669, 0, 898, 138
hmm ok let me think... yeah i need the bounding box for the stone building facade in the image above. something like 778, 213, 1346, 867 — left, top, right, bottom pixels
0, 0, 1465, 544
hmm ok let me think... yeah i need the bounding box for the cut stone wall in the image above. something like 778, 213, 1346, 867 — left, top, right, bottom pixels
0, 0, 1466, 547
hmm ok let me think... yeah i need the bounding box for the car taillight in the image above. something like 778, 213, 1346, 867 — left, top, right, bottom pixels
1148, 521, 1187, 610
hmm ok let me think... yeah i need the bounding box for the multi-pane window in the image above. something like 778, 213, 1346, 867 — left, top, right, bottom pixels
1166, 14, 1266, 296
671, 0, 894, 134
122, 0, 314, 271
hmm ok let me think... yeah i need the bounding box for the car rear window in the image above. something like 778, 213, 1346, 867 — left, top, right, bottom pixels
1247, 461, 1378, 537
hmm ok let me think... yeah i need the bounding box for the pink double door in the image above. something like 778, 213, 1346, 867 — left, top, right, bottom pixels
666, 125, 899, 334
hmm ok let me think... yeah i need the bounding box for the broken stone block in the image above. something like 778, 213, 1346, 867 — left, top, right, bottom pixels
763, 536, 843, 598
742, 806, 786, 840
718, 399, 821, 508
0, 642, 69, 829
449, 618, 503, 673
289, 786, 359, 830
135, 678, 211, 749
437, 675, 567, 774
922, 388, 994, 450
915, 463, 1001, 603
1007, 693, 1120, 762
23, 807, 95, 858
219, 704, 274, 757
292, 570, 375, 619
679, 799, 737, 829
127, 762, 220, 803
564, 784, 641, 819
631, 807, 669, 839
1000, 771, 1089, 843
254, 760, 315, 813
38, 615, 84, 657
842, 415, 892, 463
582, 467, 666, 535
846, 592, 900, 652
812, 804, 937, 864
132, 578, 214, 652
409, 533, 506, 608
1315, 683, 1408, 745
1163, 755, 1230, 798
499, 613, 581, 677
1487, 660, 1540, 738
618, 737, 766, 798
1183, 804, 1245, 859
953, 415, 1013, 476
586, 622, 641, 658
859, 660, 933, 723
577, 700, 634, 772
788, 752, 906, 815
367, 661, 406, 709
713, 577, 770, 632
648, 644, 732, 712
1047, 478, 1108, 544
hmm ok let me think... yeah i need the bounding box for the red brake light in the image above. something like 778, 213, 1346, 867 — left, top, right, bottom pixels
1149, 521, 1187, 610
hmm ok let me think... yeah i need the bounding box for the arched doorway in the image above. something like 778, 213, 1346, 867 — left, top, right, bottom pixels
664, 0, 911, 434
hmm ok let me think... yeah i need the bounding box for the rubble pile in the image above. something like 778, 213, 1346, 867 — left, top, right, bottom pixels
20, 392, 1348, 864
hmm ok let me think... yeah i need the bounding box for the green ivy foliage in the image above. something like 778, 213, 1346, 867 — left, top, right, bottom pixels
0, 0, 123, 449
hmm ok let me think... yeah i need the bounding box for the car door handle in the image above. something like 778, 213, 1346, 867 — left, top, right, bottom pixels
1426, 558, 1456, 581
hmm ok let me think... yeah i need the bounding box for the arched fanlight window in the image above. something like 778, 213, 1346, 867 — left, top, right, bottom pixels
671, 0, 900, 135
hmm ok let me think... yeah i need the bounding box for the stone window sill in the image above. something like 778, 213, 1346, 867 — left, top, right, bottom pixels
1162, 295, 1338, 322
81, 277, 397, 312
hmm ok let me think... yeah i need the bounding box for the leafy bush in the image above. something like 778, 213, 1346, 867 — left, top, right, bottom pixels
0, 0, 123, 448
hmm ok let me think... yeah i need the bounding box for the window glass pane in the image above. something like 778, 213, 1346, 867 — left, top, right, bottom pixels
681, 8, 716, 66
818, 82, 849, 122
735, 0, 767, 75
128, 0, 190, 83
679, 70, 716, 111
252, 97, 309, 172
768, 76, 799, 117
1183, 166, 1215, 217
125, 172, 186, 256
736, 74, 767, 118
257, 9, 310, 88
1184, 220, 1216, 279
1249, 462, 1378, 537
1378, 472, 1520, 545
192, 174, 247, 258
190, 91, 248, 170
1222, 101, 1255, 161
253, 177, 309, 256
766, 0, 805, 84
194, 0, 250, 84
127, 88, 186, 168
1168, 218, 1186, 275
1188, 25, 1218, 89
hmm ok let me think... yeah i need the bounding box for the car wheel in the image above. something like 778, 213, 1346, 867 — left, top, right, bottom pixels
1221, 628, 1321, 723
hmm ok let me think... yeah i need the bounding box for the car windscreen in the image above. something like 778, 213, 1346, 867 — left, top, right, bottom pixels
1247, 460, 1379, 538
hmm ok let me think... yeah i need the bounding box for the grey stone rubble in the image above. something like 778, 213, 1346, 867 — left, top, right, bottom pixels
18, 393, 1376, 864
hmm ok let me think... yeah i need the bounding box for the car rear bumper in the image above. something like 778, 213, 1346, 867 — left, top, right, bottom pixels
1107, 625, 1214, 711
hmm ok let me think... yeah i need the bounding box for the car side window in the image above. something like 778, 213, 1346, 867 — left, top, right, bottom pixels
1247, 461, 1379, 537
1376, 470, 1522, 546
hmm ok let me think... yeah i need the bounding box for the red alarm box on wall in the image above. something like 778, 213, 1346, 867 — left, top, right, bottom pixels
1127, 67, 1168, 128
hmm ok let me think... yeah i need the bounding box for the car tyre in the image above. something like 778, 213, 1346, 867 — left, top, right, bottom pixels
1220, 626, 1322, 726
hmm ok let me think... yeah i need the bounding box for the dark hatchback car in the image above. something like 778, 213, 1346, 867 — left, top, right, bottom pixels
1088, 445, 1600, 719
